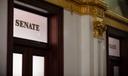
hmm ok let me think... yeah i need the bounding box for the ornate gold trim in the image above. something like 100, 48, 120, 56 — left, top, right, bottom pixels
105, 12, 128, 32
105, 10, 128, 24
93, 17, 107, 39
46, 0, 107, 17
46, 0, 128, 38
46, 0, 107, 38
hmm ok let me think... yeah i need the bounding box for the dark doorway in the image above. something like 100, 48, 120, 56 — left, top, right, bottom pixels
7, 0, 63, 76
107, 26, 128, 76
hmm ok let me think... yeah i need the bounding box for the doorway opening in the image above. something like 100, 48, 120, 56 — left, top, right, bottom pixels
7, 0, 63, 76
107, 26, 128, 76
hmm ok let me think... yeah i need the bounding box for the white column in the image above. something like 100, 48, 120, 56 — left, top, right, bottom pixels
64, 10, 81, 76
93, 38, 99, 76
93, 38, 106, 76
64, 9, 107, 76
80, 15, 93, 76
99, 36, 106, 76
80, 16, 107, 76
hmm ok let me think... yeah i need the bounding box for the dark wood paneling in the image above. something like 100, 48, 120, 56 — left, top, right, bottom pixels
7, 0, 14, 76
120, 39, 128, 76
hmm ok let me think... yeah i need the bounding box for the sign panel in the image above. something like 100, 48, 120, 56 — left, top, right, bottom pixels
13, 8, 48, 43
109, 37, 120, 57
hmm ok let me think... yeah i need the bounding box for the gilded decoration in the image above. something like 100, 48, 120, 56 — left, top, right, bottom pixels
47, 0, 107, 17
47, 0, 107, 38
93, 17, 107, 39
105, 10, 128, 24
105, 10, 128, 32
46, 0, 128, 38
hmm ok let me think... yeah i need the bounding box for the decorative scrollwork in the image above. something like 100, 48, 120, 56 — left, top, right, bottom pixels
93, 18, 107, 39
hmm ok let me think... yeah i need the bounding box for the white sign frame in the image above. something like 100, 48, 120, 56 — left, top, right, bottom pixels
13, 8, 48, 43
109, 37, 120, 57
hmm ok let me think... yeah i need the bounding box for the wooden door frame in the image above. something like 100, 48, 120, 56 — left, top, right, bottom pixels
7, 0, 63, 76
106, 26, 128, 76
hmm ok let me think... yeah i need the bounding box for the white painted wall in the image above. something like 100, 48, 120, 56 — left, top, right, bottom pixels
0, 0, 8, 76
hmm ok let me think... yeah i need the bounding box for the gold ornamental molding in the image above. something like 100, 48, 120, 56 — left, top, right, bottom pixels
105, 10, 128, 25
46, 0, 107, 38
105, 10, 128, 32
46, 0, 107, 17
46, 0, 128, 38
93, 17, 107, 39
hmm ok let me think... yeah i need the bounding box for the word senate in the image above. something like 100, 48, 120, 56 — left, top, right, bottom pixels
15, 19, 40, 31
